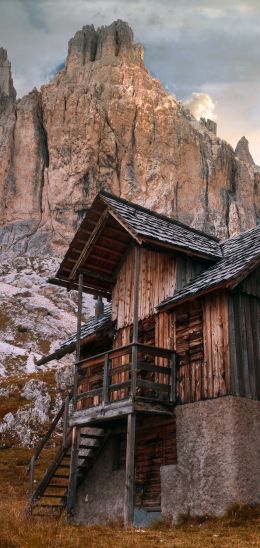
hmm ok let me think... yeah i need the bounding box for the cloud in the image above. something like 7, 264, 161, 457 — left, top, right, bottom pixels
184, 92, 217, 122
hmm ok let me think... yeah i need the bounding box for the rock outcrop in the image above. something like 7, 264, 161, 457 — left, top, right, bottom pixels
0, 20, 259, 258
235, 136, 255, 165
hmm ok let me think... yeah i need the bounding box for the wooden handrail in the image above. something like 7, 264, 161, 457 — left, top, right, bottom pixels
76, 343, 175, 368
28, 392, 73, 473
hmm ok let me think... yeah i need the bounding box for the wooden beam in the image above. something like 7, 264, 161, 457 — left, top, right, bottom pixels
67, 426, 80, 519
90, 254, 118, 265
133, 246, 141, 344
131, 246, 141, 397
107, 207, 143, 245
48, 276, 112, 298
94, 243, 122, 256
73, 273, 83, 408
124, 413, 136, 527
69, 210, 109, 280
78, 268, 116, 285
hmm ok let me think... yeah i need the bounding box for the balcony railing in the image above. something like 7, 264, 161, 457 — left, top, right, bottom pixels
74, 343, 176, 411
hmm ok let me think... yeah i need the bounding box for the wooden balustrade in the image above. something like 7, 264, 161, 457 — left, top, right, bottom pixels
75, 343, 176, 410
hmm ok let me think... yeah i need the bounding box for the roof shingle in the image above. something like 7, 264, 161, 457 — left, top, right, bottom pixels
157, 224, 260, 309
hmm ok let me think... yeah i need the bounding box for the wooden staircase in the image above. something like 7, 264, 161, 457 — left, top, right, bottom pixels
27, 396, 110, 518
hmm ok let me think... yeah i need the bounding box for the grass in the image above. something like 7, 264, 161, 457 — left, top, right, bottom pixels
0, 448, 259, 548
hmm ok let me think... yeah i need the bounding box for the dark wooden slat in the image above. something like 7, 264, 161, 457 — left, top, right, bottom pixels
137, 379, 171, 393
136, 362, 171, 375
77, 387, 103, 400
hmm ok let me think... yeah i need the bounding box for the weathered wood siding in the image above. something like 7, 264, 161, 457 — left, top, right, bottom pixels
112, 247, 206, 330
156, 290, 231, 403
202, 291, 231, 399
117, 416, 176, 510
112, 247, 177, 329
229, 272, 260, 400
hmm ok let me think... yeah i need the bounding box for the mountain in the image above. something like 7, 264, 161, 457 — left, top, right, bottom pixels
0, 20, 259, 445
0, 20, 259, 260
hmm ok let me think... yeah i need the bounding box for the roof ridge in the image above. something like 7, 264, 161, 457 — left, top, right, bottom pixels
99, 191, 221, 243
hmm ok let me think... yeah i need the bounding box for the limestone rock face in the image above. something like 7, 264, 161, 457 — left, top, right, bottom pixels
0, 21, 259, 258
235, 136, 255, 165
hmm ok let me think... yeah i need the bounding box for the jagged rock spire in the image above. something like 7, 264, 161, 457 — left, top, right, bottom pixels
235, 136, 255, 165
66, 20, 144, 73
0, 48, 16, 102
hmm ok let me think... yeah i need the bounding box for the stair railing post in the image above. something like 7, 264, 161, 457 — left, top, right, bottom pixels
102, 353, 110, 406
29, 455, 35, 499
63, 395, 70, 448
73, 272, 84, 409
170, 352, 176, 403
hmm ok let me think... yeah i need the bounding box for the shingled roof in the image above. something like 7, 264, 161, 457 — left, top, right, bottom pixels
51, 192, 223, 297
157, 224, 260, 310
101, 193, 222, 260
36, 304, 113, 366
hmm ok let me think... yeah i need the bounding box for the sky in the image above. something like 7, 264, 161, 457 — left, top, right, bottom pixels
1, 0, 259, 163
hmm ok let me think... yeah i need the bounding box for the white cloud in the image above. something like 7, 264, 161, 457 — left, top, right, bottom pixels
184, 92, 217, 121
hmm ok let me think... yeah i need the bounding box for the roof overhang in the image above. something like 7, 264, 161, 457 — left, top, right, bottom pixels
157, 255, 260, 311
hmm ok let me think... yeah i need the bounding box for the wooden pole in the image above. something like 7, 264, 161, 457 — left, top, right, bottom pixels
170, 352, 176, 403
124, 413, 136, 527
73, 272, 84, 408
67, 426, 80, 519
102, 353, 110, 405
63, 395, 70, 448
131, 245, 141, 397
29, 455, 35, 499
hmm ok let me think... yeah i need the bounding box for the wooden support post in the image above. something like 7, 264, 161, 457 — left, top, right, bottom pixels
131, 245, 141, 397
73, 272, 84, 408
124, 413, 136, 527
102, 354, 110, 405
170, 352, 176, 403
67, 426, 80, 519
29, 455, 35, 499
63, 395, 70, 448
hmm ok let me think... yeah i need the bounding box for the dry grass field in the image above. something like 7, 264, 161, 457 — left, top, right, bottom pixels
0, 448, 259, 548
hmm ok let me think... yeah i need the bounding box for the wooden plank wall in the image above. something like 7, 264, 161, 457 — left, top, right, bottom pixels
202, 291, 231, 399
112, 247, 177, 329
156, 290, 231, 403
229, 290, 260, 400
116, 416, 177, 510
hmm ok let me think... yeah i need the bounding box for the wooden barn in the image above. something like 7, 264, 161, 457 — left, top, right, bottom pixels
28, 192, 260, 525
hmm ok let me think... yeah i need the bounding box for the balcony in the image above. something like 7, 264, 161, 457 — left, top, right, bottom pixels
71, 343, 177, 425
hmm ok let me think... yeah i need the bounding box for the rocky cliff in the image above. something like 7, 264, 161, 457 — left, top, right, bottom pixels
0, 21, 259, 445
0, 20, 259, 260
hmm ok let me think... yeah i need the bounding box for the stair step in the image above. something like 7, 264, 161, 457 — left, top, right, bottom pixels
41, 494, 66, 499
53, 474, 69, 479
80, 433, 104, 439
48, 484, 68, 489
34, 504, 65, 508
57, 464, 70, 468
79, 444, 99, 450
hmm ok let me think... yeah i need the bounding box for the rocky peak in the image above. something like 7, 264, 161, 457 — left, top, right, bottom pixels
66, 20, 144, 73
235, 136, 255, 165
0, 48, 16, 103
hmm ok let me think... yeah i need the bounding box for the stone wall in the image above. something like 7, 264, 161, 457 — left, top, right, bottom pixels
161, 396, 260, 523
74, 436, 125, 524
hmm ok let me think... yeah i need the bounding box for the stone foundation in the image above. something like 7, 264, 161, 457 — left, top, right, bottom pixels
161, 396, 260, 523
74, 437, 125, 524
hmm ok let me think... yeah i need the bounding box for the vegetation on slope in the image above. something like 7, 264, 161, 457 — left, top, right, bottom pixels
0, 448, 259, 548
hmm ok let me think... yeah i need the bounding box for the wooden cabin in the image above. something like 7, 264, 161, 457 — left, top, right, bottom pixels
28, 192, 260, 525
